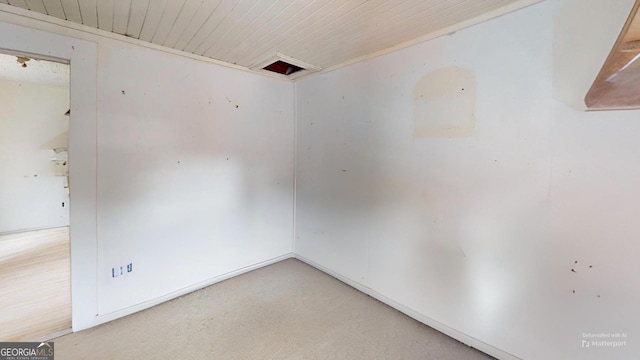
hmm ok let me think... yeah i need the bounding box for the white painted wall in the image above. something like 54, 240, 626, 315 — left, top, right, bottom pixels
0, 11, 293, 331
94, 41, 294, 316
2, 1, 637, 356
0, 78, 69, 233
295, 1, 640, 359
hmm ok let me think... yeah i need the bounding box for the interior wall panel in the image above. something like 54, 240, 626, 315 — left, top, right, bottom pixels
295, 1, 640, 359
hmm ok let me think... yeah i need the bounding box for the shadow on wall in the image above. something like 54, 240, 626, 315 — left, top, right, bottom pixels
93, 60, 294, 313
295, 57, 554, 347
96, 84, 292, 241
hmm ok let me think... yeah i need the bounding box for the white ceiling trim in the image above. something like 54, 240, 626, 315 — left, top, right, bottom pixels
0, 0, 544, 82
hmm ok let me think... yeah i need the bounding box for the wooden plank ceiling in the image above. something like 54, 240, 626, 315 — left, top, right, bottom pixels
0, 0, 531, 75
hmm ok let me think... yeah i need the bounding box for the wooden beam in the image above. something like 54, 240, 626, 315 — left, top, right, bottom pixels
586, 0, 640, 109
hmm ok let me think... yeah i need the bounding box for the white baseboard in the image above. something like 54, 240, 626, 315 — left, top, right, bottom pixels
68, 251, 522, 360
293, 254, 523, 360
85, 253, 294, 329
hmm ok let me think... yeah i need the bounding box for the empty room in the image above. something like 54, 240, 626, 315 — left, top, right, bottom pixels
0, 0, 638, 359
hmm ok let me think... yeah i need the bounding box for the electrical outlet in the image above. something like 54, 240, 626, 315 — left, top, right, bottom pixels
111, 263, 133, 278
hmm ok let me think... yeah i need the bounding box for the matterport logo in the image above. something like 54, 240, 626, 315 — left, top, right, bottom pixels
0, 342, 54, 360
581, 332, 627, 349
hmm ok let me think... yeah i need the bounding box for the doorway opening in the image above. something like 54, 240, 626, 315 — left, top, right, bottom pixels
0, 52, 71, 341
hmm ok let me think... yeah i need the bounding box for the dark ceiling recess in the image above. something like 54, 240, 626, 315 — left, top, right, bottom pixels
263, 60, 304, 75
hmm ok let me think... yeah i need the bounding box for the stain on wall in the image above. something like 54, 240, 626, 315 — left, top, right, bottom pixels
413, 66, 477, 138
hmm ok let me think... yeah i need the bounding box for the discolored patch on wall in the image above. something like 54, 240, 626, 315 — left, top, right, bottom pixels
413, 66, 477, 138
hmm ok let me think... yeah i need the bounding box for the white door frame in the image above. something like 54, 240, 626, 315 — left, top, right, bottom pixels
0, 19, 99, 332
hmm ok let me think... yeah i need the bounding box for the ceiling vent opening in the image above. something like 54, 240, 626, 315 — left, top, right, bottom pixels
263, 61, 304, 76
251, 53, 321, 80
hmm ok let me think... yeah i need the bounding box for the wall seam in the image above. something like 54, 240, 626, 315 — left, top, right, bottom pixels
93, 46, 100, 318
292, 82, 298, 253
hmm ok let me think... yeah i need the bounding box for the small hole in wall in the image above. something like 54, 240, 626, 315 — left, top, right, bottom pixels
16, 56, 30, 68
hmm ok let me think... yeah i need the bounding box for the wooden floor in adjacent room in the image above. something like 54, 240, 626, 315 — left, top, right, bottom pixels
54, 259, 494, 360
0, 227, 71, 341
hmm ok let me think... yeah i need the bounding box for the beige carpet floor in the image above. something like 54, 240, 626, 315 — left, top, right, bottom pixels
54, 259, 494, 360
